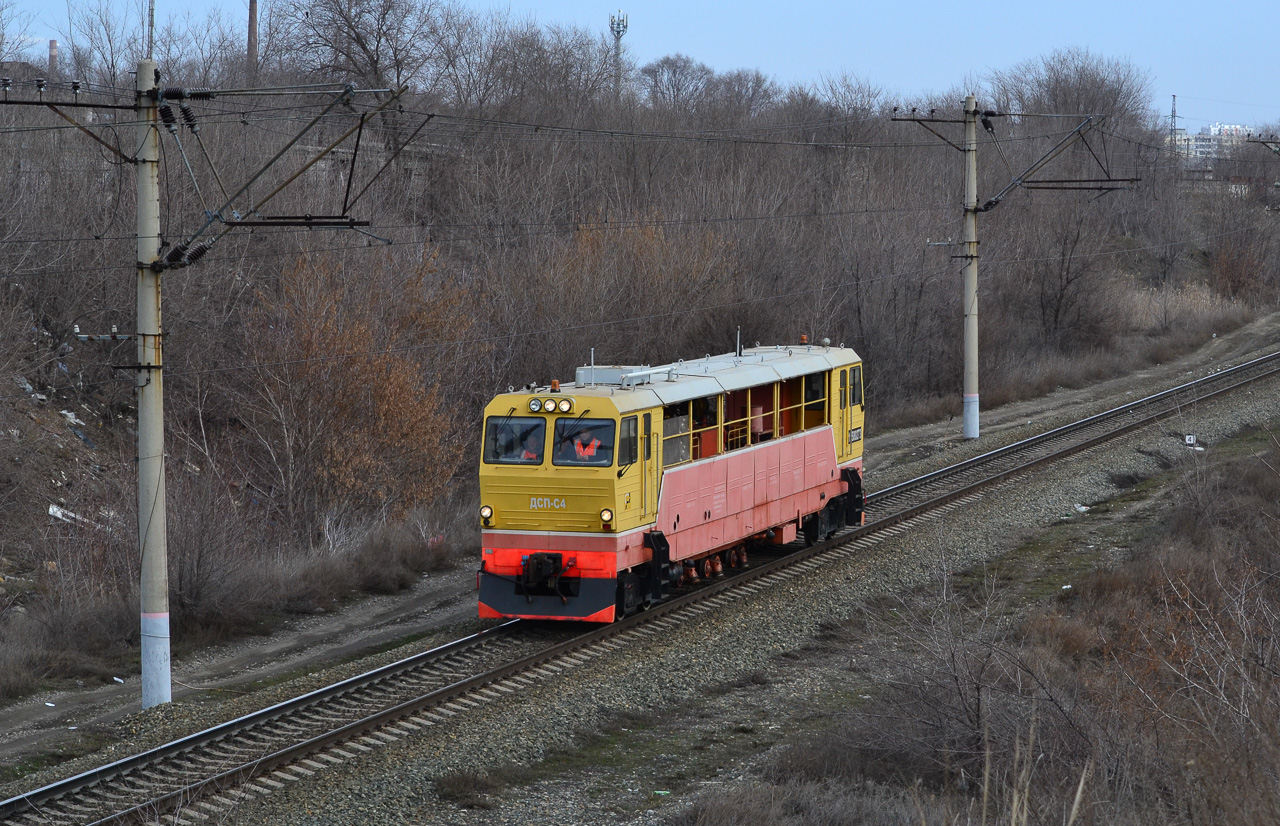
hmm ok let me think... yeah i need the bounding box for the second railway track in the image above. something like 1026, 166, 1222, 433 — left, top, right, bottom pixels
6, 350, 1279, 826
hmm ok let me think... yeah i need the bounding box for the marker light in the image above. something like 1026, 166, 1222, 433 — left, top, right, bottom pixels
528, 399, 542, 412
600, 508, 614, 523
557, 398, 572, 413
479, 505, 493, 519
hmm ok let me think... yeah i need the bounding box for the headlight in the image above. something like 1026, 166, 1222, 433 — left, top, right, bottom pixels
600, 508, 614, 523
544, 398, 556, 411
557, 398, 572, 412
528, 399, 542, 412
479, 505, 493, 519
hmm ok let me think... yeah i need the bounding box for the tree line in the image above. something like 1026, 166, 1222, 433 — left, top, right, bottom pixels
0, 0, 1278, 687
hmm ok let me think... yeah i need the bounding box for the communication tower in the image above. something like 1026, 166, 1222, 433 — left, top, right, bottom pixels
610, 10, 627, 103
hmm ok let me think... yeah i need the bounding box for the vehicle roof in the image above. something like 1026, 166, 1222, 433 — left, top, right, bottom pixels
492, 344, 862, 415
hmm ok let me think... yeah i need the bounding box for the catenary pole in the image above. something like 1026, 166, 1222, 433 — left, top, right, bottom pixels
136, 57, 171, 709
247, 0, 259, 80
962, 95, 979, 439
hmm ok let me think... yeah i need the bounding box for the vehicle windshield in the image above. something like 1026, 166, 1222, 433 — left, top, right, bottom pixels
552, 418, 616, 467
483, 416, 546, 465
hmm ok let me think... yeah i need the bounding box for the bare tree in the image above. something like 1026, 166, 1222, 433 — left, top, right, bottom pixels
63, 0, 145, 97
640, 53, 713, 112
273, 0, 446, 94
154, 8, 240, 87
0, 0, 32, 63
987, 47, 1153, 128
432, 7, 508, 111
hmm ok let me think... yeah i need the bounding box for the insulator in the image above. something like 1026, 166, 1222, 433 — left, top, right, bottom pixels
159, 105, 178, 133
163, 242, 188, 264
178, 102, 199, 133
1, 78, 10, 90
71, 80, 81, 95
35, 78, 45, 91
163, 86, 213, 100
184, 242, 212, 264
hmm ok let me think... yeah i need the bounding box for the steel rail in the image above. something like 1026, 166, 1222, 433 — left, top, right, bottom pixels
5, 349, 1279, 825
873, 349, 1280, 504
0, 621, 523, 823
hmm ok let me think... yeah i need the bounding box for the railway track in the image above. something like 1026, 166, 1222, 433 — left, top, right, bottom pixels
5, 350, 1278, 826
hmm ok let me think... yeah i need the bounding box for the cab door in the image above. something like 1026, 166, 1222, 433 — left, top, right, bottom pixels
834, 368, 850, 461
641, 411, 658, 522
847, 364, 865, 460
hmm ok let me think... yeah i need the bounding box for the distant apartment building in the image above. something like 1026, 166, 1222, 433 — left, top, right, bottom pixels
1167, 123, 1248, 164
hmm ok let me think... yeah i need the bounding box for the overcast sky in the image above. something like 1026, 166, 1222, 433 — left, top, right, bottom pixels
12, 0, 1279, 130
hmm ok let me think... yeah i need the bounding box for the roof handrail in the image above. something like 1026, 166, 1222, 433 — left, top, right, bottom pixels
620, 366, 679, 388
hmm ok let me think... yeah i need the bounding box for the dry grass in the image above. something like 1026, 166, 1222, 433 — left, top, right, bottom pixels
676, 440, 1280, 825
876, 282, 1252, 433
0, 479, 478, 702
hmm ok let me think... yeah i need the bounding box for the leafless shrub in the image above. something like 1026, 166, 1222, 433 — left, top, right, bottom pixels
167, 467, 280, 643
0, 582, 136, 700
434, 769, 500, 809
875, 394, 959, 431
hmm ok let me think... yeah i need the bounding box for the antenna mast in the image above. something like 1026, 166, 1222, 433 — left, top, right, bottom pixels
609, 10, 627, 104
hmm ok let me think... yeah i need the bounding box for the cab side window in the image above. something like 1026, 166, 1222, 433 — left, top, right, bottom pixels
619, 416, 639, 466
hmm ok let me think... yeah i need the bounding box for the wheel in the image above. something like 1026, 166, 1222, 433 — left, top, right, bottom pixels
802, 516, 820, 546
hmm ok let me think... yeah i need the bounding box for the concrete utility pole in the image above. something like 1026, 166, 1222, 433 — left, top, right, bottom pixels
898, 98, 1127, 441
247, 0, 259, 80
135, 58, 171, 709
961, 95, 980, 439
13, 48, 401, 712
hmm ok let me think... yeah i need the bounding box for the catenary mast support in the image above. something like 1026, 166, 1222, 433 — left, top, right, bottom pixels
962, 95, 980, 439
136, 58, 171, 709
